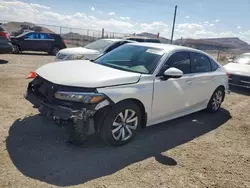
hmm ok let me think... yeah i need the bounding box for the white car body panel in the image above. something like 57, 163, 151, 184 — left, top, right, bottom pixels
36, 60, 141, 88
224, 62, 250, 77
99, 68, 228, 127
36, 43, 228, 127
56, 47, 100, 61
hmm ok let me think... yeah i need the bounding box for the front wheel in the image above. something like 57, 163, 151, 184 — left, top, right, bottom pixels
100, 101, 141, 146
206, 87, 225, 113
50, 46, 60, 55
12, 44, 19, 54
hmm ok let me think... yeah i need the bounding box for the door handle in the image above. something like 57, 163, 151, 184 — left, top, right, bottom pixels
186, 79, 194, 84
211, 76, 216, 81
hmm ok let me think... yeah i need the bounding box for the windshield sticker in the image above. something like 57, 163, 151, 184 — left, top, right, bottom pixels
146, 49, 164, 55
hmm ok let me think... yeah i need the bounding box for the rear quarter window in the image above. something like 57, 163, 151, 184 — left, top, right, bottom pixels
209, 58, 220, 71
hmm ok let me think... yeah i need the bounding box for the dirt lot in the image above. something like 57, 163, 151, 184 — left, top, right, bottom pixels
0, 53, 250, 188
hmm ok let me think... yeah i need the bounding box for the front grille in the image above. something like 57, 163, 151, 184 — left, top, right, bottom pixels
28, 76, 97, 103
229, 74, 250, 87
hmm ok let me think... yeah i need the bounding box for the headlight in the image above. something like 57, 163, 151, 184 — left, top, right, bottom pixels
55, 91, 105, 104
68, 54, 85, 60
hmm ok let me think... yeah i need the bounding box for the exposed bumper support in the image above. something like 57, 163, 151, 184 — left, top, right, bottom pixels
24, 91, 110, 143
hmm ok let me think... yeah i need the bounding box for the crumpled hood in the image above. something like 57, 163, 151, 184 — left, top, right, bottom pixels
58, 47, 99, 55
224, 63, 250, 77
36, 60, 141, 88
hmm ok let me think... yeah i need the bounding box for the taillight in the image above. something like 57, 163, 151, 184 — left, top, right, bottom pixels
0, 31, 10, 40
63, 40, 65, 44
226, 71, 230, 77
26, 71, 37, 79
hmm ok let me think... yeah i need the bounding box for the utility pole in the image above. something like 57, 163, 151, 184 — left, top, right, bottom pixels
170, 5, 177, 44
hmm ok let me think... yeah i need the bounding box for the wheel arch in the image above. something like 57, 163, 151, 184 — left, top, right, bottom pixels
216, 85, 226, 102
12, 43, 21, 52
116, 98, 147, 128
94, 98, 147, 132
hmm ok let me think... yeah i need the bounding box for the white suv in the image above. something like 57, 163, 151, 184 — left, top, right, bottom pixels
55, 38, 135, 61
25, 43, 229, 146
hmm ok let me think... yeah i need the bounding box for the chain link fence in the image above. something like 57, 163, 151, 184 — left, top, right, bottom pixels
0, 20, 129, 47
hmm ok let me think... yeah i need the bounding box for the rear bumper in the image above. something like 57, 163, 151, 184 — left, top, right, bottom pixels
229, 74, 250, 88
0, 43, 13, 54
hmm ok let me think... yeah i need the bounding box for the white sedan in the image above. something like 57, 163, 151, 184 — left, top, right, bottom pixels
25, 43, 229, 146
55, 38, 135, 61
224, 53, 250, 88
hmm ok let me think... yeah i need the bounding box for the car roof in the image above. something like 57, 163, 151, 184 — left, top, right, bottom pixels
126, 42, 212, 56
101, 38, 137, 43
102, 38, 134, 42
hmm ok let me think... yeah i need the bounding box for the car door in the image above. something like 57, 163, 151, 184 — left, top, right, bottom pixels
188, 52, 216, 106
39, 33, 55, 51
21, 32, 40, 51
151, 51, 196, 123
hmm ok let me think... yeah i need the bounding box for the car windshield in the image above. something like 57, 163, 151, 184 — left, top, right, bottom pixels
84, 39, 113, 52
94, 44, 165, 74
234, 54, 250, 65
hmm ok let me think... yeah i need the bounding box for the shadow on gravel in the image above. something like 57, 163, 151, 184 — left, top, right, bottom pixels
0, 59, 8, 64
6, 109, 231, 187
229, 85, 250, 96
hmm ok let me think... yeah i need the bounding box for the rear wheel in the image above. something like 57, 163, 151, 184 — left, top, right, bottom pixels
100, 101, 141, 146
206, 87, 225, 113
12, 44, 19, 53
50, 46, 60, 55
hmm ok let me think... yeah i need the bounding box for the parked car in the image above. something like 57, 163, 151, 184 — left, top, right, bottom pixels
124, 36, 161, 43
25, 43, 229, 146
11, 32, 66, 55
224, 53, 250, 88
0, 25, 13, 54
55, 38, 136, 61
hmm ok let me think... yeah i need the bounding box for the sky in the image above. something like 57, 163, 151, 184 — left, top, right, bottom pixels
0, 0, 250, 43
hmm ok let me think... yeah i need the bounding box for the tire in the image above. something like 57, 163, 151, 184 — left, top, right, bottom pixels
50, 46, 60, 56
12, 44, 19, 54
100, 101, 142, 146
206, 87, 225, 113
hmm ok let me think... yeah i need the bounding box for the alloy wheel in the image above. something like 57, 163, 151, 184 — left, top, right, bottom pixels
111, 109, 138, 141
52, 47, 59, 55
12, 45, 19, 53
212, 90, 223, 110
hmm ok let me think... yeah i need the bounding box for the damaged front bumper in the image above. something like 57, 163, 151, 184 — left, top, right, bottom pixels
24, 91, 111, 141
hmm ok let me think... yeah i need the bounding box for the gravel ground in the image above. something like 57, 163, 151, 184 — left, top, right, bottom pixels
0, 53, 250, 188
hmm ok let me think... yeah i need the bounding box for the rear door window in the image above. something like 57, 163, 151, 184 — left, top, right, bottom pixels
190, 52, 211, 73
40, 33, 54, 40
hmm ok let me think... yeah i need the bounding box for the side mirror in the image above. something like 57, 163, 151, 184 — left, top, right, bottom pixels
163, 67, 183, 79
